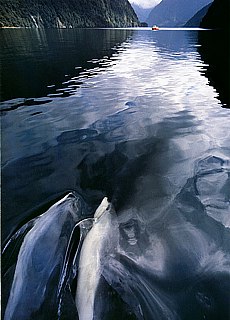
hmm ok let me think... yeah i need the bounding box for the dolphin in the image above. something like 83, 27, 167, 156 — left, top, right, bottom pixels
4, 192, 88, 320
75, 197, 119, 320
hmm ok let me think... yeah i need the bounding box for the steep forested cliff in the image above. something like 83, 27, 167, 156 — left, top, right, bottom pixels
198, 0, 230, 107
0, 0, 139, 28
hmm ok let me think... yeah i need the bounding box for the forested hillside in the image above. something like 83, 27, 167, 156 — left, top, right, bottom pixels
0, 0, 139, 28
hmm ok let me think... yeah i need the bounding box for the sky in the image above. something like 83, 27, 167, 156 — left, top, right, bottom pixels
131, 0, 162, 9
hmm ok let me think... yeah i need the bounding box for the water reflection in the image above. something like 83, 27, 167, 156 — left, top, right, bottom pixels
2, 30, 229, 241
0, 28, 133, 101
131, 29, 200, 57
198, 30, 230, 108
1, 28, 230, 320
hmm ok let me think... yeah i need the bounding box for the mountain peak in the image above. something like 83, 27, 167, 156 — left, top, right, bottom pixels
147, 0, 213, 27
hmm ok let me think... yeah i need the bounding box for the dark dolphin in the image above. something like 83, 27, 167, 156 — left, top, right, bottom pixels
4, 192, 89, 320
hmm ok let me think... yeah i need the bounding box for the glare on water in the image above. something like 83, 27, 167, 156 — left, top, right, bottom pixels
1, 28, 230, 320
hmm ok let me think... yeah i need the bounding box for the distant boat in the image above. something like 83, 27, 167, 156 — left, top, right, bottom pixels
152, 25, 159, 30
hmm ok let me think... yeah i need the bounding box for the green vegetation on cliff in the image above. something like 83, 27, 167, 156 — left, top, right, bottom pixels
0, 0, 139, 28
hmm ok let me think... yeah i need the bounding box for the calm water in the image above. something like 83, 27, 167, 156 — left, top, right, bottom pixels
1, 28, 230, 319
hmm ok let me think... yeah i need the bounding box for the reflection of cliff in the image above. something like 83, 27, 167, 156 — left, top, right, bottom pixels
0, 0, 139, 28
0, 29, 133, 101
198, 0, 230, 107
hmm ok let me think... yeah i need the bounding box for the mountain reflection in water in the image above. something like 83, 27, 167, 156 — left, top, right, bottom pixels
1, 28, 230, 320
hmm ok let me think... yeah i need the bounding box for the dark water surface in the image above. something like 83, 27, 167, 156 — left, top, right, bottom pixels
1, 28, 230, 319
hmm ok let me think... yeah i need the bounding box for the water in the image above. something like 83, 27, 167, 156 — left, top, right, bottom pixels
1, 28, 230, 319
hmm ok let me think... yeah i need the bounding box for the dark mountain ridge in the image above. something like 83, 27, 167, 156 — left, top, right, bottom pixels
199, 0, 230, 107
0, 0, 139, 28
185, 3, 212, 27
200, 0, 229, 30
147, 0, 213, 27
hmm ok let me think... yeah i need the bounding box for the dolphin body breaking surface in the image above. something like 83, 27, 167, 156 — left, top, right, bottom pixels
3, 154, 230, 320
75, 197, 119, 320
74, 157, 230, 320
4, 192, 89, 320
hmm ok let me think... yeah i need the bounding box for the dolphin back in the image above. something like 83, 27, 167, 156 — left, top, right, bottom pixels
4, 192, 88, 320
75, 197, 118, 320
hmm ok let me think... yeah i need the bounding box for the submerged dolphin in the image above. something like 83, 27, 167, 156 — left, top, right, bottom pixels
75, 197, 119, 320
4, 192, 88, 320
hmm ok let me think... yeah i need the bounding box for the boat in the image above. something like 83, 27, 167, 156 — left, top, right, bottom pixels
152, 25, 159, 31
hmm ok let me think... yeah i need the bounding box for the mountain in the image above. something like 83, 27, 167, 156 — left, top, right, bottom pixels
198, 0, 230, 107
130, 3, 153, 22
185, 3, 212, 27
200, 0, 229, 30
147, 0, 213, 27
0, 0, 139, 28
